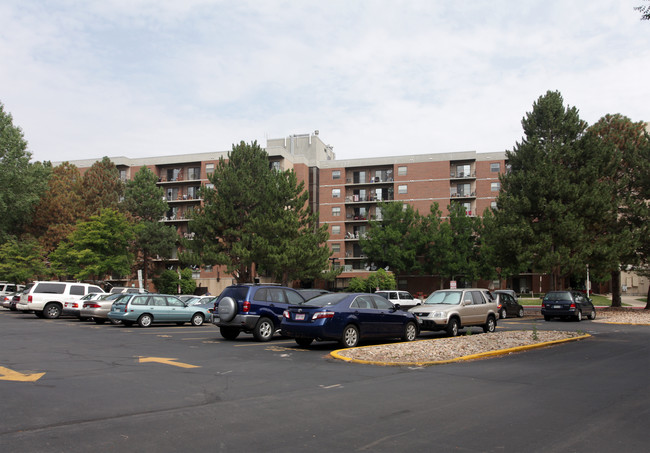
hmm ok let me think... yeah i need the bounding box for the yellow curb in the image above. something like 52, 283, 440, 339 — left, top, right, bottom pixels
330, 333, 592, 367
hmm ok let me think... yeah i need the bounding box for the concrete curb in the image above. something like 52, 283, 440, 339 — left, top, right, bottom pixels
330, 333, 592, 367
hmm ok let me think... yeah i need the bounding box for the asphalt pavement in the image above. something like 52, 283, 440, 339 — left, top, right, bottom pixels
1, 309, 649, 452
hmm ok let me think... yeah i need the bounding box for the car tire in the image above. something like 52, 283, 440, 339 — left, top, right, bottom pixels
340, 324, 360, 348
446, 318, 460, 337
483, 315, 497, 333
575, 310, 582, 322
588, 308, 596, 320
218, 297, 237, 322
138, 314, 153, 327
110, 318, 122, 325
253, 317, 274, 342
79, 316, 89, 321
220, 326, 240, 340
517, 307, 524, 318
43, 303, 62, 319
295, 338, 314, 347
402, 322, 418, 341
499, 308, 507, 319
94, 318, 106, 324
191, 313, 204, 327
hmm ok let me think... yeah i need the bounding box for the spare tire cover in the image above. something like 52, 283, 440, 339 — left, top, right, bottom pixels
218, 297, 237, 322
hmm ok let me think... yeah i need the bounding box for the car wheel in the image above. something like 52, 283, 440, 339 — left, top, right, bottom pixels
575, 310, 582, 322
138, 314, 153, 327
94, 318, 106, 324
517, 307, 524, 318
483, 315, 497, 333
220, 326, 240, 340
499, 308, 507, 319
295, 338, 314, 347
43, 303, 62, 319
217, 297, 237, 322
340, 324, 360, 348
253, 317, 274, 342
191, 313, 204, 327
588, 308, 596, 320
402, 322, 418, 341
446, 318, 459, 337
110, 318, 122, 325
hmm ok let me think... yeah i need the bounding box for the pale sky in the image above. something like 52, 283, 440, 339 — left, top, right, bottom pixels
1, 0, 649, 163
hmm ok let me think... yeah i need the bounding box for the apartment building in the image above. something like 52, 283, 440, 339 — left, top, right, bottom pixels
64, 132, 507, 295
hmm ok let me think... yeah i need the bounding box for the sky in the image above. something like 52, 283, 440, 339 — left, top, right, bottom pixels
1, 0, 649, 163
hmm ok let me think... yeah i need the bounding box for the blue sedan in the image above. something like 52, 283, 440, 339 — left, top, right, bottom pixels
280, 292, 420, 348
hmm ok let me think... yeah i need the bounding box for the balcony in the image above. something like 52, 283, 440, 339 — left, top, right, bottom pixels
449, 171, 476, 180
449, 191, 476, 199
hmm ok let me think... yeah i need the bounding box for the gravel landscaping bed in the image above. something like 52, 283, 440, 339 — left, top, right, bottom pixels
333, 330, 584, 365
592, 307, 650, 324
333, 308, 650, 366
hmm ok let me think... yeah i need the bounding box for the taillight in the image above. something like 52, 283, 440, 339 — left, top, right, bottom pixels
570, 303, 576, 309
541, 302, 545, 308
243, 301, 251, 313
283, 310, 290, 319
312, 311, 334, 320
28, 295, 33, 303
497, 303, 502, 309
84, 303, 101, 308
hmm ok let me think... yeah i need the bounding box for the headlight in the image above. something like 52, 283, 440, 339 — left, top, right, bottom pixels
432, 311, 447, 319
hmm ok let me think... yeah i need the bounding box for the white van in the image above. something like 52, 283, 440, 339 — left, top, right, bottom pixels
17, 281, 105, 319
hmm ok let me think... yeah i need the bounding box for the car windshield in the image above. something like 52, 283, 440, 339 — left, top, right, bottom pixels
423, 291, 462, 305
301, 293, 349, 307
544, 292, 572, 301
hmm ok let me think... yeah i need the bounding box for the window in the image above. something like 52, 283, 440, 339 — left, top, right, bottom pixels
491, 201, 497, 209
332, 225, 341, 235
205, 163, 215, 174
332, 188, 341, 198
397, 166, 407, 176
119, 169, 127, 182
456, 164, 471, 177
491, 182, 501, 192
70, 285, 85, 296
187, 167, 201, 180
131, 296, 149, 306
332, 243, 340, 253
490, 163, 500, 172
398, 185, 407, 194
332, 207, 341, 216
332, 170, 341, 180
34, 283, 65, 294
270, 161, 281, 172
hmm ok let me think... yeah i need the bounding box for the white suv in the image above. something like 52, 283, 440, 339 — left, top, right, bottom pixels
0, 282, 25, 297
17, 281, 105, 319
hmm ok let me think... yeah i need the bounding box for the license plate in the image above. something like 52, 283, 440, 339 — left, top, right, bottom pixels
295, 313, 305, 321
554, 305, 562, 309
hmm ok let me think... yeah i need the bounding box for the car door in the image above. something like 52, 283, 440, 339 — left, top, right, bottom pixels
350, 295, 381, 337
371, 295, 404, 337
166, 296, 190, 322
148, 295, 171, 321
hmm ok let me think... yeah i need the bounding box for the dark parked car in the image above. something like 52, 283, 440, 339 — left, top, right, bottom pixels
541, 291, 596, 322
296, 289, 331, 301
493, 290, 524, 319
280, 292, 420, 348
213, 285, 307, 341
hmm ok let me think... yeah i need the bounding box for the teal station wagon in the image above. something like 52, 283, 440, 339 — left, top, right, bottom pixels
108, 294, 210, 327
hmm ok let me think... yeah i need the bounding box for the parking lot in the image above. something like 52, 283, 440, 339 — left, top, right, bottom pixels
1, 309, 649, 452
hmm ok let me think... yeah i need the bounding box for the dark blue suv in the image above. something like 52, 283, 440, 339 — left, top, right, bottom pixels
213, 285, 307, 341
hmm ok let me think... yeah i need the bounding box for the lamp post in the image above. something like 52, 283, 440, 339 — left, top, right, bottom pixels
586, 264, 590, 297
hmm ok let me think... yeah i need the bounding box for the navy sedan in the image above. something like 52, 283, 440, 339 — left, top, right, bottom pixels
280, 292, 420, 348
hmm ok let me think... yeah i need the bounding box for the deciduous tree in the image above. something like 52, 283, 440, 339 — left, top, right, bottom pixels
81, 157, 123, 217
0, 101, 51, 241
0, 236, 47, 283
